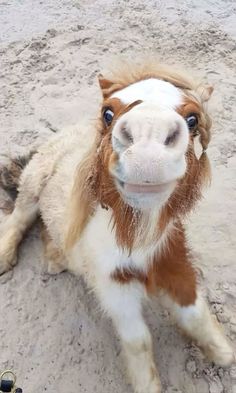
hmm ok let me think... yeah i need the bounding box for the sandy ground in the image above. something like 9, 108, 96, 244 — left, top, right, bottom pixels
0, 1, 236, 392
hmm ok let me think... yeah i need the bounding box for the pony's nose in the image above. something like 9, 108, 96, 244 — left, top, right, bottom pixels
112, 115, 185, 155
163, 128, 181, 147
113, 121, 134, 149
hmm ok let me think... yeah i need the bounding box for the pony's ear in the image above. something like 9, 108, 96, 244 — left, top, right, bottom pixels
197, 84, 214, 103
98, 75, 115, 97
98, 74, 122, 99
98, 75, 114, 90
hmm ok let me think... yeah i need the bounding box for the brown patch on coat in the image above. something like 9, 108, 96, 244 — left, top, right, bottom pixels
178, 96, 212, 149
94, 131, 139, 250
178, 100, 201, 118
147, 222, 197, 306
111, 266, 147, 285
101, 97, 143, 134
158, 145, 210, 234
157, 96, 212, 233
111, 222, 197, 307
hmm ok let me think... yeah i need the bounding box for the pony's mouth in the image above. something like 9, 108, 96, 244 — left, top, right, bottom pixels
116, 179, 176, 194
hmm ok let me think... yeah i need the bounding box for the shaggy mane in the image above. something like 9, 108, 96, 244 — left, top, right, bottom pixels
100, 58, 212, 101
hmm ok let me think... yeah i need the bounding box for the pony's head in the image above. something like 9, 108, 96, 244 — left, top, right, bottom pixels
97, 62, 213, 211
66, 61, 213, 250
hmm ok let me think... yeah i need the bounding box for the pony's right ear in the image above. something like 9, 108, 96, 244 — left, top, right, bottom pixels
197, 84, 214, 103
98, 75, 115, 98
98, 74, 120, 98
98, 75, 114, 89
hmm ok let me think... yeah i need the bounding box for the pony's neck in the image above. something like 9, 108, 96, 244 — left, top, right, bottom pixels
106, 199, 163, 252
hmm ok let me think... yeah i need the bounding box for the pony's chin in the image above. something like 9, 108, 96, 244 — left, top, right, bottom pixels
121, 192, 171, 210
117, 184, 175, 210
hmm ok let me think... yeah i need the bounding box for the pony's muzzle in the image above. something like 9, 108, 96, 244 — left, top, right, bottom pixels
110, 106, 189, 191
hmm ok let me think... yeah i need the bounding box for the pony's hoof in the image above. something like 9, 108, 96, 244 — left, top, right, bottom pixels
46, 259, 66, 275
204, 340, 235, 367
0, 245, 17, 276
0, 262, 11, 276
0, 256, 16, 275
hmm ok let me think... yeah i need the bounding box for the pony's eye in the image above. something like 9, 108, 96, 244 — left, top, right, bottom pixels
186, 114, 198, 130
103, 108, 114, 126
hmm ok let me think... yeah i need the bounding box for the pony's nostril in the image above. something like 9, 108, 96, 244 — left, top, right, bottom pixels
121, 126, 133, 144
164, 130, 179, 146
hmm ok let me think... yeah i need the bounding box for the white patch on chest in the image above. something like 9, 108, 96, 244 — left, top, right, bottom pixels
70, 206, 173, 280
111, 78, 182, 109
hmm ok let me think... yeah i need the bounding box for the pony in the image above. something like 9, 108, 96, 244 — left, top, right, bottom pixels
0, 60, 234, 393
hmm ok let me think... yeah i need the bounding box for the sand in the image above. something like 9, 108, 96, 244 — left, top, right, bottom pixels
0, 1, 236, 392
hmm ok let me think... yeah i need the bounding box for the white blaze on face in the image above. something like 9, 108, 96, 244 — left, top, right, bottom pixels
111, 78, 182, 109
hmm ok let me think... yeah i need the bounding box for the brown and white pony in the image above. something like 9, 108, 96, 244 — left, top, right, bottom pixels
0, 60, 234, 393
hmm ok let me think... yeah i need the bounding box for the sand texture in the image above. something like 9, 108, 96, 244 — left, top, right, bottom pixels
0, 1, 236, 392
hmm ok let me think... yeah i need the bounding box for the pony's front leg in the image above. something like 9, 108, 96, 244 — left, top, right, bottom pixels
171, 292, 235, 367
97, 280, 161, 393
155, 225, 235, 367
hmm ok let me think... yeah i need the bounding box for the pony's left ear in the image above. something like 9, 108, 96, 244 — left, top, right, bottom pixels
98, 74, 121, 98
197, 84, 214, 103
